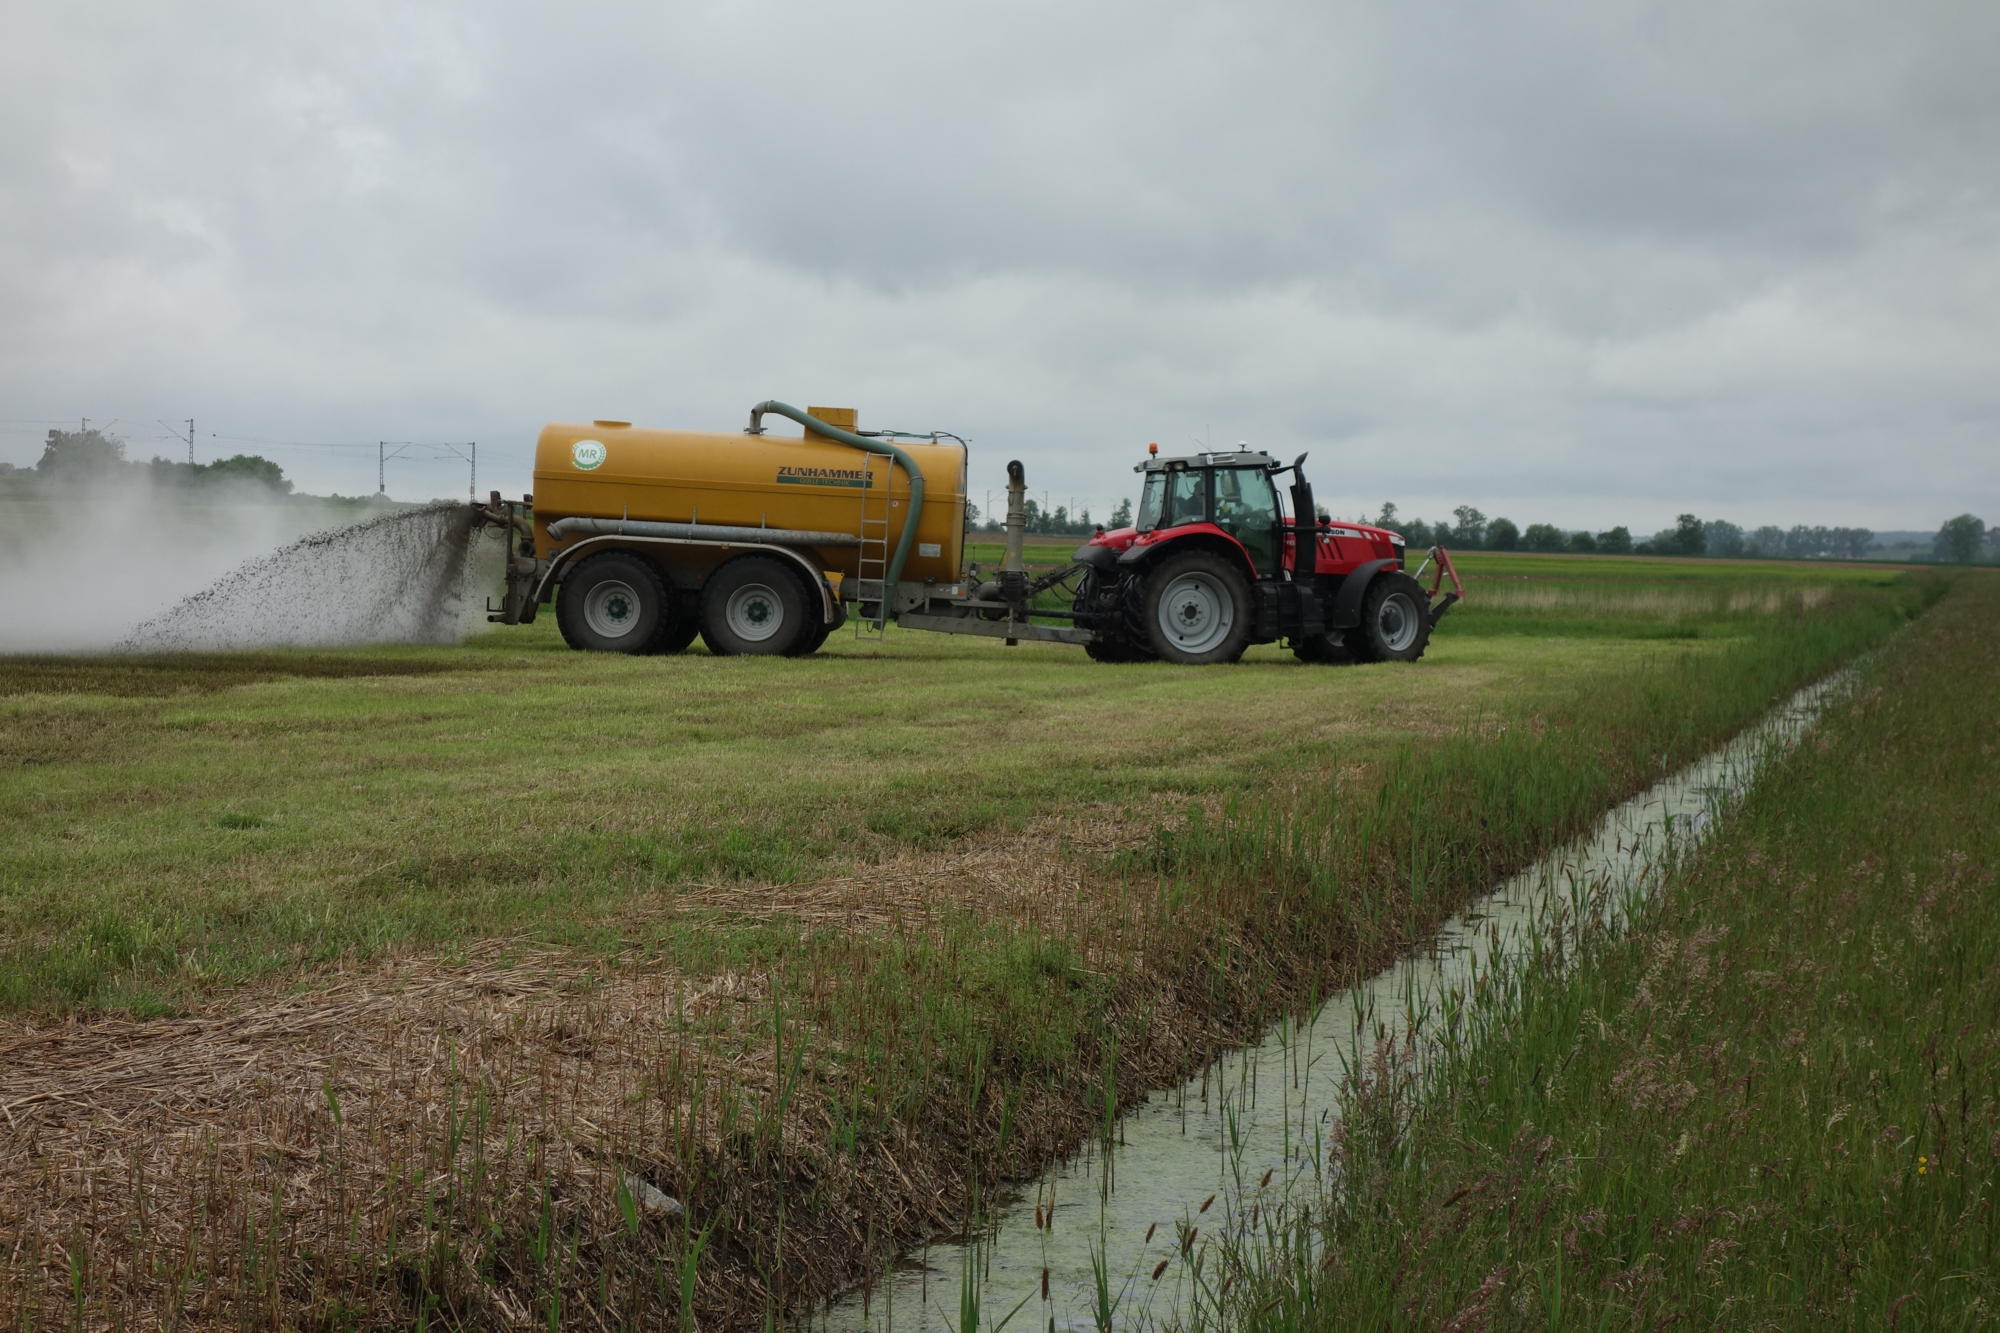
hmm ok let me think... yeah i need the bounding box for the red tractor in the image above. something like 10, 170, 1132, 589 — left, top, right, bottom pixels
1068, 446, 1462, 666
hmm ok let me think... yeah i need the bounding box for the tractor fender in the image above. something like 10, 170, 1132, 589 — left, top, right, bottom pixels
1114, 530, 1256, 583
1328, 559, 1401, 629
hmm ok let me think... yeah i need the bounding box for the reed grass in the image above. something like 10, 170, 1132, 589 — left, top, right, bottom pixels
1196, 570, 1997, 1329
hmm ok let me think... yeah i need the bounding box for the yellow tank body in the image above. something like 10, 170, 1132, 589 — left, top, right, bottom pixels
530, 409, 968, 583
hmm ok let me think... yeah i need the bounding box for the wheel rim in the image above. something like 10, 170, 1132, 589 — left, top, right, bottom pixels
583, 579, 643, 639
724, 582, 786, 642
1156, 571, 1234, 655
1377, 591, 1421, 652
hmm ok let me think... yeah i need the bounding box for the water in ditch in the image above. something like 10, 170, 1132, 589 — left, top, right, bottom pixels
821, 672, 1853, 1331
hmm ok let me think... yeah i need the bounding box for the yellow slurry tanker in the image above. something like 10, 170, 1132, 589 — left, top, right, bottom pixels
477, 399, 1461, 664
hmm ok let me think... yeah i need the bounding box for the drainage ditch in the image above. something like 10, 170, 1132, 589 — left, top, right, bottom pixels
823, 671, 1854, 1331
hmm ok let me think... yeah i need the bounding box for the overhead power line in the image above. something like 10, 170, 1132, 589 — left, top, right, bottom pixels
379, 440, 477, 498
209, 432, 382, 450
3, 418, 487, 498
158, 419, 195, 464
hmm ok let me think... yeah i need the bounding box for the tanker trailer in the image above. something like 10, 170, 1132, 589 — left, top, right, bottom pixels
477, 401, 1094, 656
476, 398, 1461, 662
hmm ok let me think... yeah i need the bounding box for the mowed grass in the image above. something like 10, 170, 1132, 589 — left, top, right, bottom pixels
0, 550, 1943, 1327
0, 551, 1929, 1014
0, 620, 1623, 1010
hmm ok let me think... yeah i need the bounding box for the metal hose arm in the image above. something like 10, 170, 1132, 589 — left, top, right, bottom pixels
747, 400, 927, 626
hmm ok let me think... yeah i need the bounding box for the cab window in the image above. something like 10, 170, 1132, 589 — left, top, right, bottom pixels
1164, 469, 1207, 527
1136, 472, 1166, 530
1213, 467, 1281, 572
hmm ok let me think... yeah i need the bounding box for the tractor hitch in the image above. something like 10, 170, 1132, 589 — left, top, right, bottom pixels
1416, 545, 1465, 628
474, 491, 543, 625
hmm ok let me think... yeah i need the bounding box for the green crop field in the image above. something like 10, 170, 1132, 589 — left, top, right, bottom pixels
0, 551, 1962, 1328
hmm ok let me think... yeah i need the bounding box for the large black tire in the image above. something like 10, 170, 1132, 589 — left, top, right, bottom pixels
1291, 631, 1353, 665
1085, 637, 1157, 663
556, 552, 668, 653
1072, 566, 1150, 660
1140, 550, 1252, 665
647, 607, 701, 655
1348, 572, 1432, 663
794, 599, 844, 656
699, 557, 815, 657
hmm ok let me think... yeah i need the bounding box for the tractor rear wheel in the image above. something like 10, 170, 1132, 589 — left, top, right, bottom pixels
1349, 572, 1432, 663
1141, 551, 1251, 665
1085, 637, 1157, 663
1291, 632, 1353, 665
700, 557, 814, 657
556, 552, 667, 653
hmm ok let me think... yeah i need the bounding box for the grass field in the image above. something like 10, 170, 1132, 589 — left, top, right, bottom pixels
1200, 570, 2000, 1330
0, 548, 1947, 1327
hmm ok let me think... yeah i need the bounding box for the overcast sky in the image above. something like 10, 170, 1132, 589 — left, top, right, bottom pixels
3, 0, 1995, 532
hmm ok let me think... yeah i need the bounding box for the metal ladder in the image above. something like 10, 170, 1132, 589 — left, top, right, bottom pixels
852, 452, 890, 640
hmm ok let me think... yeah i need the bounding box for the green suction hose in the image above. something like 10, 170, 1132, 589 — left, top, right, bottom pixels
746, 400, 927, 628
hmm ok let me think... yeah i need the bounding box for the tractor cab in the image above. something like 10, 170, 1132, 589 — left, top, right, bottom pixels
1133, 451, 1285, 574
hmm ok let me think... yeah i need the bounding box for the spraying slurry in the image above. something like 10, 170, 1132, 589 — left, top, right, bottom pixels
122, 504, 498, 651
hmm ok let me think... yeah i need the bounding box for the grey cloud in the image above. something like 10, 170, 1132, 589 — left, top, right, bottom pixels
0, 0, 1994, 533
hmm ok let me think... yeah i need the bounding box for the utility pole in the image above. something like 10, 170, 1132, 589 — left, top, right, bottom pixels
376, 440, 472, 500
433, 442, 477, 501
156, 419, 196, 463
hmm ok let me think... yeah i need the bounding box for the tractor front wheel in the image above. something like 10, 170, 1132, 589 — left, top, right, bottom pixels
1349, 572, 1432, 663
556, 552, 667, 653
1141, 551, 1251, 665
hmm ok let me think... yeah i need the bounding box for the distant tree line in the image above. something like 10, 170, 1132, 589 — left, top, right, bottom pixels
1362, 502, 1998, 564
974, 496, 1125, 536
958, 489, 1998, 563
1931, 513, 1994, 564
11, 428, 293, 494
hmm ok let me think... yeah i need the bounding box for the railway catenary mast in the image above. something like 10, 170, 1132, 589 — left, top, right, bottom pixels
477, 400, 1462, 665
